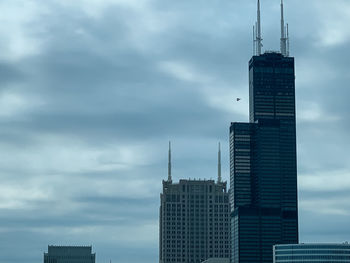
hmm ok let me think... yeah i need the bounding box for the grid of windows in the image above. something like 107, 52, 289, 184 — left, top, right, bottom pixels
44, 246, 95, 263
273, 244, 350, 263
230, 123, 253, 210
160, 180, 230, 263
230, 52, 298, 263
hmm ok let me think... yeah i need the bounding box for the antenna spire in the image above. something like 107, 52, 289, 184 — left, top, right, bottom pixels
287, 23, 290, 56
254, 0, 263, 55
168, 141, 172, 182
253, 25, 256, 55
280, 0, 289, 56
218, 142, 222, 183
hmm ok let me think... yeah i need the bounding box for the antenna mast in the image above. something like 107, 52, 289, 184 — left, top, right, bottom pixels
168, 141, 172, 182
280, 0, 289, 56
253, 26, 256, 55
218, 142, 222, 183
287, 23, 290, 56
254, 0, 263, 56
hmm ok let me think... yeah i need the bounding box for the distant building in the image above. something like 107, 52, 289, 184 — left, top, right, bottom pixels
273, 243, 350, 263
159, 143, 230, 263
44, 246, 95, 263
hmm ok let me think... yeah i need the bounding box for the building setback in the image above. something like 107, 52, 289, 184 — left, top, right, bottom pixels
44, 246, 95, 263
230, 1, 298, 263
159, 144, 230, 263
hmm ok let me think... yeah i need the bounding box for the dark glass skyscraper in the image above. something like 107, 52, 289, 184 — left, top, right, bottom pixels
230, 1, 298, 263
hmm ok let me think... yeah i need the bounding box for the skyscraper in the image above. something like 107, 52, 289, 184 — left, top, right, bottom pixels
159, 143, 231, 263
230, 1, 298, 263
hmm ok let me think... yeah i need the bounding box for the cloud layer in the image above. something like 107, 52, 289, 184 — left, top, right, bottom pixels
0, 0, 350, 262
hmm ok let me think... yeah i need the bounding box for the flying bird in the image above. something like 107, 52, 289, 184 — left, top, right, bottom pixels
236, 98, 242, 101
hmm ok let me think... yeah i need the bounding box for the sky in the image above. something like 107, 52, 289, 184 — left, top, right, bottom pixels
0, 0, 350, 262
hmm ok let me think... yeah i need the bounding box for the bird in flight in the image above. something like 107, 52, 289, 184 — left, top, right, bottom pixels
236, 98, 242, 101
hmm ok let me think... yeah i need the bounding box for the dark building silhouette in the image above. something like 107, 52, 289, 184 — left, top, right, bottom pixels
230, 1, 298, 263
44, 246, 95, 263
159, 143, 230, 263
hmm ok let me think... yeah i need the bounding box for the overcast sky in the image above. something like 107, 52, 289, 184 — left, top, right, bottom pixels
0, 0, 350, 262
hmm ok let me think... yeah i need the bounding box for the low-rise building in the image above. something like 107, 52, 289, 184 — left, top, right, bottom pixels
44, 245, 96, 263
273, 243, 350, 263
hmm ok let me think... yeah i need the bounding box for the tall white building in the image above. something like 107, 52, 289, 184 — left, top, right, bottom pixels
159, 144, 230, 263
159, 179, 230, 263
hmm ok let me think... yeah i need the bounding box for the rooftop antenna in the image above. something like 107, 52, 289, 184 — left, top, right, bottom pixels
253, 25, 256, 55
218, 142, 222, 183
286, 23, 290, 56
168, 141, 172, 182
254, 0, 263, 55
280, 0, 289, 56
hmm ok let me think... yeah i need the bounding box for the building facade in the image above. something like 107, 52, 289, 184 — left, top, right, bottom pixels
44, 246, 95, 263
201, 258, 230, 263
273, 243, 350, 263
159, 179, 230, 263
230, 2, 298, 263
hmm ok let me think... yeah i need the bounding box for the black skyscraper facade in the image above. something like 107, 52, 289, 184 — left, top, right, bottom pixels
230, 2, 298, 262
230, 52, 298, 263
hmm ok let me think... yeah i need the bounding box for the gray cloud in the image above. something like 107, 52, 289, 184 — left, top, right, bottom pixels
0, 0, 350, 263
